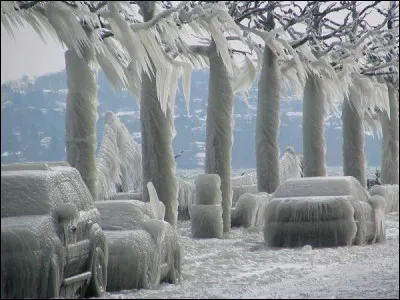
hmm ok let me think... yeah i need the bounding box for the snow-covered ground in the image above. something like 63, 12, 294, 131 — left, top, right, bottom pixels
102, 212, 399, 299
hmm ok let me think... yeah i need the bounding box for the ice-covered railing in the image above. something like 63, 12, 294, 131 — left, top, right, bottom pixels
230, 148, 302, 207
97, 111, 142, 200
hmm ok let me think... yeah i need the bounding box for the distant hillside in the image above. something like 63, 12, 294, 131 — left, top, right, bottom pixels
1, 70, 382, 168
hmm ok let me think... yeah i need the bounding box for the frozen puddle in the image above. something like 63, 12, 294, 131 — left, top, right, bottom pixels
102, 213, 399, 299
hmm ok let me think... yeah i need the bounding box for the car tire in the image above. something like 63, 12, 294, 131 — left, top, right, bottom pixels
86, 247, 107, 297
47, 256, 60, 299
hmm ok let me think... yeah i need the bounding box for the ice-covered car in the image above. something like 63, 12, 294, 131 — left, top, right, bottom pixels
94, 200, 181, 291
1, 163, 108, 298
263, 176, 386, 248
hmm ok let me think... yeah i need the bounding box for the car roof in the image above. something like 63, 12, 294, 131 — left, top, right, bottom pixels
273, 176, 369, 201
1, 166, 87, 218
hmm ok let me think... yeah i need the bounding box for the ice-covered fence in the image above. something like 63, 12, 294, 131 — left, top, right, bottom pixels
176, 177, 195, 220
190, 174, 223, 238
369, 184, 399, 213
232, 172, 258, 186
230, 147, 302, 198
264, 176, 385, 247
97, 111, 142, 200
110, 192, 143, 201
232, 184, 258, 207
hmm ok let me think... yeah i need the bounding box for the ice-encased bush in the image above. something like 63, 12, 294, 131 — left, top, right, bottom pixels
176, 177, 195, 220
232, 184, 258, 207
370, 184, 399, 213
264, 196, 358, 247
194, 174, 222, 205
189, 205, 223, 239
231, 193, 259, 228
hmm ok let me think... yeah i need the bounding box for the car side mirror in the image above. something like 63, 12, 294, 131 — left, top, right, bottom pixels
54, 203, 79, 245
54, 202, 79, 223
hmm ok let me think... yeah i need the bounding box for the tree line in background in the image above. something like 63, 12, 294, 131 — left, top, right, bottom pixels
1, 1, 399, 232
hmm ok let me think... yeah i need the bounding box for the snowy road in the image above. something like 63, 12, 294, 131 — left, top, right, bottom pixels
102, 212, 398, 299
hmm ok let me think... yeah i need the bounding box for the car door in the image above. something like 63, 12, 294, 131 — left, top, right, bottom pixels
57, 180, 91, 276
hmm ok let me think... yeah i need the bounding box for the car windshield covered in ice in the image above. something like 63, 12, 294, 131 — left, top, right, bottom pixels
1, 164, 108, 299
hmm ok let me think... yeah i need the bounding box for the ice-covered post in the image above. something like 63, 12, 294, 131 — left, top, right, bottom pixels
381, 82, 399, 184
139, 2, 178, 228
302, 74, 328, 177
381, 1, 399, 184
342, 97, 367, 187
65, 28, 98, 200
205, 39, 234, 233
342, 4, 367, 188
256, 14, 282, 193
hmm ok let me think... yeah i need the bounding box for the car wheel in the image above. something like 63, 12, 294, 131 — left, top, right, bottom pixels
47, 256, 60, 299
86, 247, 107, 297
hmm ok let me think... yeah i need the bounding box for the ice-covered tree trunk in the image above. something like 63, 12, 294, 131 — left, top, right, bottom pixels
138, 1, 178, 228
140, 63, 178, 229
65, 49, 98, 200
342, 97, 367, 187
205, 40, 234, 233
380, 83, 399, 184
256, 45, 281, 193
302, 74, 327, 177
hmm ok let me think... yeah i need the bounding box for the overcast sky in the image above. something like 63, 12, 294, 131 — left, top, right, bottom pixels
1, 1, 392, 84
1, 22, 66, 83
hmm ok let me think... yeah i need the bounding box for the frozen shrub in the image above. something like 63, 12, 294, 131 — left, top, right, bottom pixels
232, 184, 258, 207
231, 193, 259, 228
176, 177, 195, 220
189, 205, 223, 239
194, 174, 222, 205
370, 184, 399, 213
